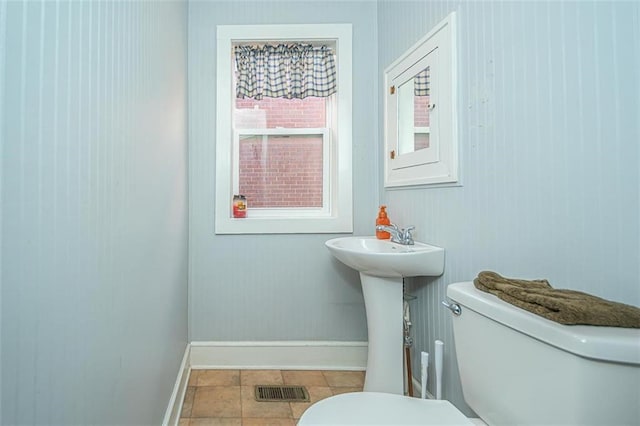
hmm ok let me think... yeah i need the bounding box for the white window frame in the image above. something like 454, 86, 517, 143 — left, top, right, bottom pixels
216, 24, 353, 234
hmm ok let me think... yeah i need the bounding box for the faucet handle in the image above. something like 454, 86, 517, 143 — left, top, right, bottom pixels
401, 226, 415, 245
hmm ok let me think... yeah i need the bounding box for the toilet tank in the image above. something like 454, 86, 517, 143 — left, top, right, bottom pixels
447, 281, 640, 426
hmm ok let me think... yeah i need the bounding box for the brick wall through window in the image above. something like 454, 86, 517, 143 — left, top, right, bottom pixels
235, 97, 327, 209
235, 97, 326, 129
239, 135, 323, 208
414, 95, 430, 150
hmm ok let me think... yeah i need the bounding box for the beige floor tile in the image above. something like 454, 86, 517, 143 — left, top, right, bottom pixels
241, 386, 293, 419
281, 371, 328, 387
198, 370, 241, 386
191, 386, 242, 418
322, 370, 365, 388
181, 386, 197, 418
189, 370, 200, 386
330, 387, 362, 395
290, 386, 333, 420
179, 370, 363, 424
242, 418, 296, 426
241, 370, 284, 386
189, 418, 242, 426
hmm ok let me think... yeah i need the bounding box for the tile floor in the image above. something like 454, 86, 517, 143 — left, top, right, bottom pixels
179, 369, 365, 426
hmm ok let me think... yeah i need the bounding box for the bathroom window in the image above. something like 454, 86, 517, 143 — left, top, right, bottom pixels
216, 24, 353, 234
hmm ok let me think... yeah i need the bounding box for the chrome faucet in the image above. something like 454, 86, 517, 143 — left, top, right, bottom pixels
376, 223, 415, 245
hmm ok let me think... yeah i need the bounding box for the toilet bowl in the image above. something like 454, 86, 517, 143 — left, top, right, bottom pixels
299, 392, 473, 425
299, 281, 640, 425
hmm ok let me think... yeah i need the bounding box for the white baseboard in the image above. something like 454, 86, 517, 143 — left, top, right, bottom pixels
162, 344, 191, 426
190, 340, 368, 371
163, 340, 367, 425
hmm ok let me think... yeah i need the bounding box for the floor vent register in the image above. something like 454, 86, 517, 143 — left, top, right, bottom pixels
254, 385, 310, 402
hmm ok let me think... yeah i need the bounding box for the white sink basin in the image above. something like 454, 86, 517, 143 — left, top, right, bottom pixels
325, 236, 444, 278
325, 236, 445, 394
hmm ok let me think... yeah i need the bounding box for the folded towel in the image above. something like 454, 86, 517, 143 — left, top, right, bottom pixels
473, 271, 640, 328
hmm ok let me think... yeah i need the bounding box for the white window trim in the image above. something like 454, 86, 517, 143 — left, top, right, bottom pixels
216, 24, 353, 234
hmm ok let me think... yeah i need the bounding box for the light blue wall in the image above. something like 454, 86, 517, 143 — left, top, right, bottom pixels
188, 1, 378, 342
1, 1, 189, 424
379, 0, 640, 415
3, 0, 637, 422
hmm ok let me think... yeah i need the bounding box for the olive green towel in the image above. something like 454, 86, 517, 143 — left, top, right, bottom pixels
473, 271, 640, 328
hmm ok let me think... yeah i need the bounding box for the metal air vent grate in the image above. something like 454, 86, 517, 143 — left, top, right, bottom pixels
254, 385, 310, 402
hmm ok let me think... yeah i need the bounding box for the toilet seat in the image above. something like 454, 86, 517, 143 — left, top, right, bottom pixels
298, 392, 474, 425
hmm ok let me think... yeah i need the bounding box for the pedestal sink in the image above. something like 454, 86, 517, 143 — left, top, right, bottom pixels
325, 236, 444, 395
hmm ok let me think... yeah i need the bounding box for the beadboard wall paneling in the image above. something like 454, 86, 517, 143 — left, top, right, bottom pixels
188, 1, 378, 342
379, 0, 639, 416
1, 1, 188, 424
0, 0, 5, 419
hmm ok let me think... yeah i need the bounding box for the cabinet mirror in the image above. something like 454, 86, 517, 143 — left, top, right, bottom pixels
397, 66, 431, 156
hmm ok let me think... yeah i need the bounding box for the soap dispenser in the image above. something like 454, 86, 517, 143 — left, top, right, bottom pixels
376, 205, 391, 239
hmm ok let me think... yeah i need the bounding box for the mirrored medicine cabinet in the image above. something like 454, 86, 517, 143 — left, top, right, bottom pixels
384, 12, 458, 188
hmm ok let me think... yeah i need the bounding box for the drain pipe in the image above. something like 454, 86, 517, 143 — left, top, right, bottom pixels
420, 351, 429, 399
435, 340, 444, 400
403, 284, 416, 397
403, 301, 414, 397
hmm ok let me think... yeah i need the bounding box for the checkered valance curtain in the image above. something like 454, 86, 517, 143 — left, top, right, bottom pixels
234, 43, 337, 100
414, 67, 430, 96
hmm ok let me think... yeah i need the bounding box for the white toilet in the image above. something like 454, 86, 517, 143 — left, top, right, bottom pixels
300, 281, 640, 425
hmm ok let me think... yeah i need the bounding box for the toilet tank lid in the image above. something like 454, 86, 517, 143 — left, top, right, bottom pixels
447, 281, 640, 365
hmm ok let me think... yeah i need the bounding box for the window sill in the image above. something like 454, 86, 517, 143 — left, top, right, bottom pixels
215, 215, 353, 235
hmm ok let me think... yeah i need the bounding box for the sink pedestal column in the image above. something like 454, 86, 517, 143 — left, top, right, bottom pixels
360, 273, 404, 395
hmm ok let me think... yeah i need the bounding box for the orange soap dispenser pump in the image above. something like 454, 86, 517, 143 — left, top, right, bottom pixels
376, 205, 391, 239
